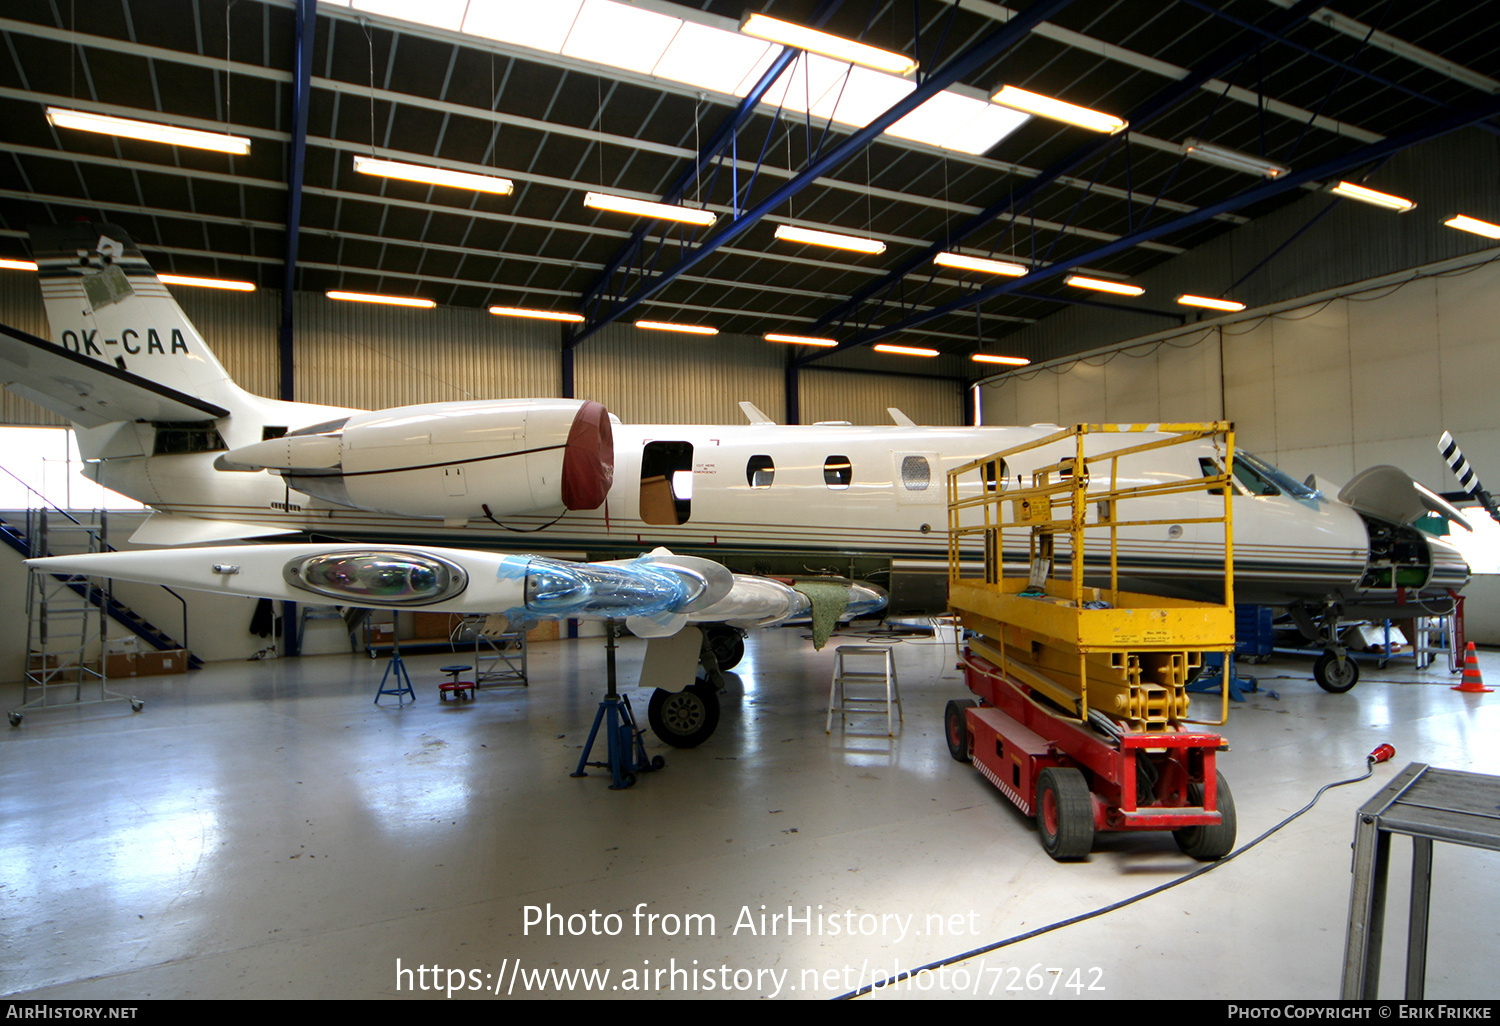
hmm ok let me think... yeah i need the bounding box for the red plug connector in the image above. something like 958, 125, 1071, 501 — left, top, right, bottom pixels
1368, 743, 1396, 765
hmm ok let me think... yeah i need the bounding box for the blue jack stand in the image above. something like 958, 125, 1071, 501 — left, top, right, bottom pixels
1189, 652, 1259, 702
375, 638, 416, 705
571, 620, 664, 789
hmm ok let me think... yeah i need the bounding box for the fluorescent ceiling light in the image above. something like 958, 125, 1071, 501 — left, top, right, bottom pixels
1181, 138, 1289, 179
934, 252, 1027, 277
0, 258, 38, 271
327, 291, 435, 308
351, 0, 468, 31
765, 333, 837, 347
1177, 294, 1245, 312
774, 225, 885, 255
971, 353, 1030, 366
739, 13, 916, 75
490, 306, 584, 322
636, 320, 717, 335
1330, 181, 1416, 212
353, 156, 514, 195
990, 86, 1126, 134
873, 344, 939, 357
584, 192, 716, 226
563, 0, 681, 75
1444, 214, 1500, 239
46, 107, 251, 155
462, 0, 583, 51
158, 274, 255, 292
1065, 275, 1144, 296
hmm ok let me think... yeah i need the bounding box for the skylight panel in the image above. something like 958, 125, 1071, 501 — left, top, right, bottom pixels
808, 62, 914, 126
561, 0, 681, 75
352, 0, 469, 32
761, 53, 854, 119
888, 90, 1027, 153
461, 0, 583, 52
652, 21, 775, 96
938, 102, 1031, 155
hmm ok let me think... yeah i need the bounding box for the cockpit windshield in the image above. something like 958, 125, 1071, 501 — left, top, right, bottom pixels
1236, 451, 1320, 499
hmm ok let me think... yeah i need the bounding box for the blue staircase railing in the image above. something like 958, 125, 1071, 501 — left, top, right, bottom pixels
1, 469, 202, 670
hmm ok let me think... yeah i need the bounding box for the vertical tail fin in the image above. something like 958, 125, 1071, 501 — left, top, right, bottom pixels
30, 222, 249, 416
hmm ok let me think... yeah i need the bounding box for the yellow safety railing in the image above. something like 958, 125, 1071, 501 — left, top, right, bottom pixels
947, 423, 1237, 728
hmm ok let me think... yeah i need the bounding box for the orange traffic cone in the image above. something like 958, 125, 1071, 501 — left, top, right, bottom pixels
1453, 642, 1493, 693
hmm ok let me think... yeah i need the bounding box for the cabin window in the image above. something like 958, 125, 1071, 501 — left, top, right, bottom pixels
746, 455, 775, 488
824, 455, 852, 490
900, 455, 931, 491
152, 422, 228, 455
641, 440, 693, 525
983, 458, 1008, 493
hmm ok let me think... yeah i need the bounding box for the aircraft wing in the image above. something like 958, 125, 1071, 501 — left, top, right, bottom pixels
0, 320, 229, 427
26, 544, 887, 638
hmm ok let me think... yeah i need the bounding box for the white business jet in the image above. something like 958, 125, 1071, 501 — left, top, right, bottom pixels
4, 223, 1469, 745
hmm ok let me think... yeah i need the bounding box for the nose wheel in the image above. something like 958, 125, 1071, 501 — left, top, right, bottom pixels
1314, 650, 1360, 693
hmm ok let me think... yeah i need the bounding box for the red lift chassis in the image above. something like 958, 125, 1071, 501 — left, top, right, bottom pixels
948, 651, 1235, 862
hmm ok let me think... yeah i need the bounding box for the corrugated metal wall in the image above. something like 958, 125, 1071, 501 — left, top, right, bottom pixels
801, 368, 965, 425
292, 295, 560, 409
0, 272, 61, 425
573, 323, 786, 424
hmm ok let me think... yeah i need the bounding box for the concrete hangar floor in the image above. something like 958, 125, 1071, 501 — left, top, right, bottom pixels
1, 627, 1497, 1001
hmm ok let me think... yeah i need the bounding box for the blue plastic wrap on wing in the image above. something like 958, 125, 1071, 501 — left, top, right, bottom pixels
845, 588, 889, 618
523, 557, 690, 618
494, 555, 532, 580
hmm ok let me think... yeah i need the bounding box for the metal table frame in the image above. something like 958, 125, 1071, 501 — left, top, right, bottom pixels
1341, 762, 1500, 999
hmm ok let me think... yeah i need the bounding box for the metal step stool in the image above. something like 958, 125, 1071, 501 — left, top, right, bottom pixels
826, 645, 902, 736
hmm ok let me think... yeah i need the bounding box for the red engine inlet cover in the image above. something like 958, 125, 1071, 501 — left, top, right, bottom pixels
560, 399, 614, 510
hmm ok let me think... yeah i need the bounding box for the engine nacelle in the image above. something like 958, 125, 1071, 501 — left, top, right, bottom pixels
218, 398, 613, 520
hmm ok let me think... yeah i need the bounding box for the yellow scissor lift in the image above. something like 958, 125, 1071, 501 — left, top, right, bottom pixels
944, 423, 1238, 861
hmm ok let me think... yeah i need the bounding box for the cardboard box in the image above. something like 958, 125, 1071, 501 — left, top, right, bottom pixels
413, 612, 451, 640
105, 652, 138, 677
527, 620, 560, 643
639, 475, 680, 526
135, 649, 189, 676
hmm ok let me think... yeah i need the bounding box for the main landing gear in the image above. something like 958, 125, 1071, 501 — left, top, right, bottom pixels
643, 624, 738, 748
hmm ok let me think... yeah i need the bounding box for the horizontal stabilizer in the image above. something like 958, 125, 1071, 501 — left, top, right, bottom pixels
0, 320, 229, 427
129, 514, 302, 546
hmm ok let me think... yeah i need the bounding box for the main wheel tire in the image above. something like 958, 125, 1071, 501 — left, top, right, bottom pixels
1174, 771, 1237, 861
944, 699, 977, 762
1313, 650, 1359, 693
1035, 766, 1094, 861
647, 682, 721, 748
705, 627, 746, 671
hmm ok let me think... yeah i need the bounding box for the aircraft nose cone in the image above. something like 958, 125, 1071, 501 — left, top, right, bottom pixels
560, 399, 614, 510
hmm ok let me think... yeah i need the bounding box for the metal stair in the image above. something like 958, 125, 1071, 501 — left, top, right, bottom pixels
0, 506, 203, 670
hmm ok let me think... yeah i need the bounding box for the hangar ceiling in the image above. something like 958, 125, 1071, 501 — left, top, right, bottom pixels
1, 0, 1497, 377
